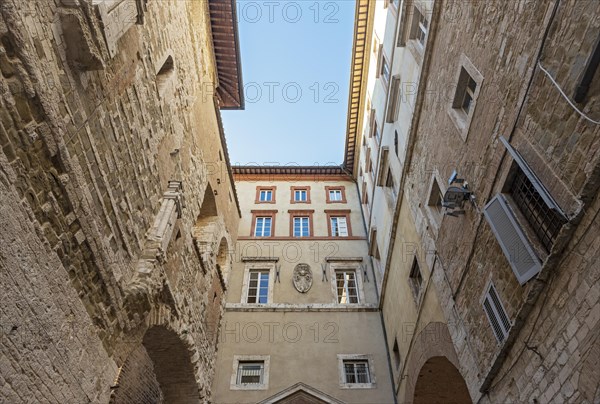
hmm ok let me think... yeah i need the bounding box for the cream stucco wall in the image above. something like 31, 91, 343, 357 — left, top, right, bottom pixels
213, 175, 394, 403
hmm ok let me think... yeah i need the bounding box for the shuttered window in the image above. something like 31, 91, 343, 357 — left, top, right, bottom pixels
482, 282, 511, 343
483, 194, 541, 284
331, 217, 349, 237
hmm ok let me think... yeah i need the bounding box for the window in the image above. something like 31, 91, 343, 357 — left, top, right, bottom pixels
343, 360, 371, 384
453, 67, 477, 116
293, 217, 310, 237
260, 190, 272, 202
255, 186, 276, 204
290, 186, 311, 203
156, 55, 175, 96
427, 177, 444, 215
336, 270, 359, 304
387, 76, 401, 123
326, 186, 347, 203
392, 339, 401, 369
390, 0, 400, 10
247, 270, 269, 304
448, 54, 483, 141
250, 210, 276, 237
337, 354, 375, 388
326, 210, 352, 238
254, 217, 272, 237
409, 6, 428, 49
510, 167, 565, 252
295, 189, 307, 201
331, 217, 349, 237
237, 361, 264, 385
230, 355, 270, 390
329, 190, 342, 201
380, 53, 391, 87
482, 282, 511, 344
408, 257, 423, 302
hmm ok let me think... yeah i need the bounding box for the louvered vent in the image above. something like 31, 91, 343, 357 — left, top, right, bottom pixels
483, 194, 541, 285
482, 282, 511, 343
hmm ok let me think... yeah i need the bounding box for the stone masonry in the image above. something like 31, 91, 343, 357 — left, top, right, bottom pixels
0, 0, 241, 402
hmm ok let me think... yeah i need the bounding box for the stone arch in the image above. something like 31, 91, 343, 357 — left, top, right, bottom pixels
111, 310, 203, 404
403, 322, 472, 404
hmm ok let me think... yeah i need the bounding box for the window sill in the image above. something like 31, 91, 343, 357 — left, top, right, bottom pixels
230, 383, 268, 391
339, 383, 376, 389
447, 107, 474, 142
406, 40, 424, 65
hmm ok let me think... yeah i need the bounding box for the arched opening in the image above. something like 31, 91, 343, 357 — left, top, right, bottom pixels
216, 236, 230, 279
111, 326, 201, 404
413, 356, 471, 404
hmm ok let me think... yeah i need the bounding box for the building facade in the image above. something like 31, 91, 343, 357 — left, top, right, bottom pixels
0, 0, 243, 402
348, 0, 600, 403
212, 166, 395, 403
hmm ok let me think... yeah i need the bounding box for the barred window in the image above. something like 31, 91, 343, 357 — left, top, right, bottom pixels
343, 360, 371, 384
511, 167, 566, 252
236, 361, 264, 385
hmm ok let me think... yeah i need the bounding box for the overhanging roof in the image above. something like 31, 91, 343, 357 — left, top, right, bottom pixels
232, 165, 351, 178
343, 0, 374, 174
208, 0, 244, 109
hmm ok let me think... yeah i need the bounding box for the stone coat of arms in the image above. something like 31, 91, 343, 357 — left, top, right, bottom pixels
292, 263, 313, 293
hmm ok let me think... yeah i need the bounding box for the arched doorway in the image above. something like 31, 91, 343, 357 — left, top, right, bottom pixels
413, 356, 471, 404
111, 326, 201, 404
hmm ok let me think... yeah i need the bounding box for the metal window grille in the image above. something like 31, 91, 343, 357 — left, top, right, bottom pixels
482, 282, 511, 343
237, 362, 264, 384
343, 360, 371, 384
511, 168, 566, 252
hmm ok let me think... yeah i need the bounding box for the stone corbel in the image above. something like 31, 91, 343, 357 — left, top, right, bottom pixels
58, 6, 104, 70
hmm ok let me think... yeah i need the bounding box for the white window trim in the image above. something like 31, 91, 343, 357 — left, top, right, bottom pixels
447, 53, 484, 142
329, 189, 343, 202
337, 354, 376, 389
241, 263, 276, 304
293, 216, 310, 237
260, 190, 273, 202
331, 216, 349, 237
329, 262, 365, 305
254, 216, 273, 237
294, 189, 307, 202
230, 355, 270, 391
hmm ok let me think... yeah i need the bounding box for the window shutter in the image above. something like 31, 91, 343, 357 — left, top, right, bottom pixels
338, 217, 348, 237
482, 282, 511, 343
483, 194, 541, 285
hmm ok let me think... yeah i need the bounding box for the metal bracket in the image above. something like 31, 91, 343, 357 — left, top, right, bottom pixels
361, 263, 369, 282
275, 264, 281, 283
321, 263, 328, 282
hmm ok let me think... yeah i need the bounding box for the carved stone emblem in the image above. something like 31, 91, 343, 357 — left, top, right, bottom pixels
293, 263, 313, 293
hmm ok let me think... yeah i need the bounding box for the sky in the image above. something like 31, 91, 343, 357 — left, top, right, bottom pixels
222, 0, 356, 166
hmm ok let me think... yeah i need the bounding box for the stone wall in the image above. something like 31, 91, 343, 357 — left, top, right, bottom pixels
0, 0, 240, 402
399, 0, 600, 401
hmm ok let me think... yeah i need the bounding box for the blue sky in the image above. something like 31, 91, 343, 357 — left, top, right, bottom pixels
222, 0, 356, 166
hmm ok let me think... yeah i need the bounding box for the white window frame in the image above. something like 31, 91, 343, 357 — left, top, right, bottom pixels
254, 216, 272, 237
337, 354, 376, 389
293, 216, 310, 237
329, 189, 343, 202
241, 263, 276, 304
259, 190, 273, 202
294, 189, 307, 202
230, 355, 270, 390
330, 216, 349, 237
329, 263, 365, 305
